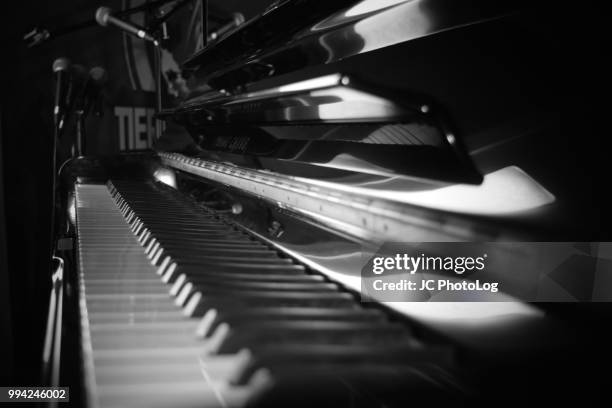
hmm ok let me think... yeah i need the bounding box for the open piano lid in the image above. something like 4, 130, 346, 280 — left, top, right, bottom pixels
157, 0, 584, 236
159, 0, 530, 184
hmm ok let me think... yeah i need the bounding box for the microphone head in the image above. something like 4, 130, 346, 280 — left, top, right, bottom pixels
95, 7, 112, 26
52, 57, 70, 73
89, 67, 108, 85
232, 13, 245, 25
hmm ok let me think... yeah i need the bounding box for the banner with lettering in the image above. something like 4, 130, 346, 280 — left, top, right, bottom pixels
43, 0, 205, 156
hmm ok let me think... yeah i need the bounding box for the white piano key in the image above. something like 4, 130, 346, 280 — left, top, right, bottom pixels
75, 184, 220, 408
97, 381, 223, 408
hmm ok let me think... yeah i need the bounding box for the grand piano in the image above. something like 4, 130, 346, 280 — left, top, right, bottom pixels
44, 1, 608, 407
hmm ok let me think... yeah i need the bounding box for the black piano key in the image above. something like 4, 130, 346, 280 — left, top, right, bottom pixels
131, 217, 228, 224
145, 231, 244, 240
141, 232, 253, 244
231, 343, 454, 385
148, 244, 271, 255
161, 257, 296, 273
174, 270, 323, 283
150, 248, 285, 266
179, 277, 336, 293
211, 321, 412, 354
197, 307, 388, 338
130, 217, 230, 224
244, 364, 456, 408
186, 270, 327, 287
179, 286, 354, 308
172, 279, 340, 304
186, 291, 358, 317
144, 236, 261, 248
159, 263, 309, 283
162, 267, 321, 285
164, 261, 306, 276
134, 223, 236, 232
154, 247, 282, 260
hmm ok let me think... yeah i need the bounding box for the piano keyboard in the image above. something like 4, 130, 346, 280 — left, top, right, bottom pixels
75, 181, 457, 408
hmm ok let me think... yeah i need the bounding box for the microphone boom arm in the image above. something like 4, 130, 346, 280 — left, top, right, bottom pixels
23, 0, 183, 48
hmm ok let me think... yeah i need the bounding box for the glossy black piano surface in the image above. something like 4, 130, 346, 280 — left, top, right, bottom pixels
153, 0, 602, 238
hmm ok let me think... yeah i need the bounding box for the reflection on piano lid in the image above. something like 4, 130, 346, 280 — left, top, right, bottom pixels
298, 165, 556, 216
182, 0, 521, 90
161, 72, 482, 184
173, 73, 439, 125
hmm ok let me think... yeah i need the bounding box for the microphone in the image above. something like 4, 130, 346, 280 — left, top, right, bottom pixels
95, 7, 158, 45
52, 58, 71, 130
75, 67, 108, 117
23, 27, 51, 48
70, 66, 107, 157
65, 64, 88, 113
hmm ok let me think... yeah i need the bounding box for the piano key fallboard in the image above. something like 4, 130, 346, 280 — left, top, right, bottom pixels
74, 180, 458, 408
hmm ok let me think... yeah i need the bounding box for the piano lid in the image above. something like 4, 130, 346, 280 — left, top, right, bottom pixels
175, 73, 434, 124
157, 0, 564, 193
164, 72, 482, 184
182, 0, 523, 91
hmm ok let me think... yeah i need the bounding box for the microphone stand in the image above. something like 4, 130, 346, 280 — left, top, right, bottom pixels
50, 94, 61, 266
74, 111, 86, 157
